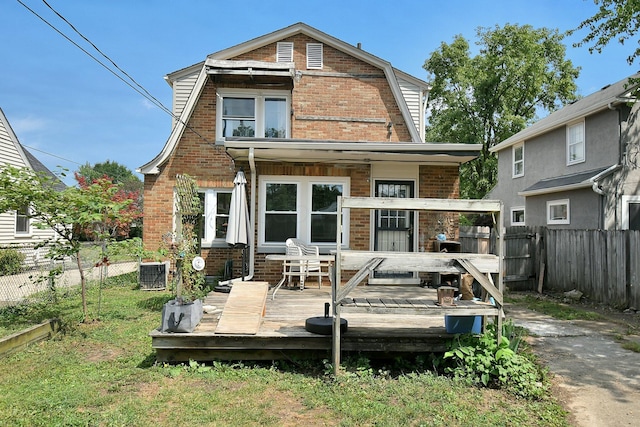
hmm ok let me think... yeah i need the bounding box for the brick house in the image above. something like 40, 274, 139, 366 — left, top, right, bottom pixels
138, 23, 481, 285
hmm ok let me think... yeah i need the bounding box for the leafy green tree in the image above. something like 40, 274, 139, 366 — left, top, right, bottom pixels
424, 24, 580, 199
77, 160, 143, 194
77, 161, 143, 236
0, 166, 138, 322
572, 0, 640, 66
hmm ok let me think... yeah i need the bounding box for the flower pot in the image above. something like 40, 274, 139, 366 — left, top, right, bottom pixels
160, 298, 203, 333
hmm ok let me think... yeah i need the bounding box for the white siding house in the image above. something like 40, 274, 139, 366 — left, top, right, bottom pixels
0, 108, 63, 245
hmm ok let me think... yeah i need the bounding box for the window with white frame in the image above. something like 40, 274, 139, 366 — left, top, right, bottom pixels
567, 121, 585, 165
15, 204, 30, 234
511, 207, 525, 226
198, 189, 232, 246
306, 43, 323, 69
622, 195, 640, 230
512, 143, 524, 178
259, 176, 349, 247
547, 199, 570, 225
217, 89, 290, 140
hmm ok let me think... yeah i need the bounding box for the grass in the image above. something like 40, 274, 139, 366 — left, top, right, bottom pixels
0, 277, 570, 426
508, 294, 605, 321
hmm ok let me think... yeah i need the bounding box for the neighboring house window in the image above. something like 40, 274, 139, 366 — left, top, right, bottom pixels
547, 199, 570, 225
511, 207, 525, 226
567, 121, 585, 165
276, 42, 293, 62
217, 89, 290, 139
15, 205, 30, 234
259, 176, 349, 247
199, 190, 232, 246
512, 143, 524, 178
306, 43, 323, 69
622, 195, 640, 230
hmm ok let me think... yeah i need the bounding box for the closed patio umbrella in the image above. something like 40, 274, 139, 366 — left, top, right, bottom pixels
226, 169, 251, 280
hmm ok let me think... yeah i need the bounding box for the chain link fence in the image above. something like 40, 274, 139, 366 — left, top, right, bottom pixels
0, 242, 139, 307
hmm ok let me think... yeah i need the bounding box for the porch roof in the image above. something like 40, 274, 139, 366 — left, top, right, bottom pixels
223, 138, 481, 165
518, 165, 616, 196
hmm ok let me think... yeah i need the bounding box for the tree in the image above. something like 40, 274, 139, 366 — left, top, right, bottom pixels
0, 166, 139, 322
572, 0, 640, 66
424, 24, 580, 199
76, 161, 143, 237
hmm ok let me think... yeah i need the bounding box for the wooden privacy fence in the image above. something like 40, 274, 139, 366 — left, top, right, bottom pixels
461, 226, 640, 309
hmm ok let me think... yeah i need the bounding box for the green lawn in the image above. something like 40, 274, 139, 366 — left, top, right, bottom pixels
0, 277, 569, 426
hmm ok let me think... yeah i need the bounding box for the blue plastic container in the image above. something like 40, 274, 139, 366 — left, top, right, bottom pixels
445, 315, 482, 334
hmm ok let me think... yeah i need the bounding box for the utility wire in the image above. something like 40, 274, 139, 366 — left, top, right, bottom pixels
16, 0, 213, 144
22, 144, 83, 166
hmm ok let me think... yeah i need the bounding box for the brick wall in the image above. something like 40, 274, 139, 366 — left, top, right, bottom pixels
142, 33, 460, 285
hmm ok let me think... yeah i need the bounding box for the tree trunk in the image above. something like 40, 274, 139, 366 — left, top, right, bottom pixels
76, 253, 89, 323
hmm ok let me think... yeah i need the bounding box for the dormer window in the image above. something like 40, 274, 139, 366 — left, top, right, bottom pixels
306, 43, 323, 69
276, 42, 293, 63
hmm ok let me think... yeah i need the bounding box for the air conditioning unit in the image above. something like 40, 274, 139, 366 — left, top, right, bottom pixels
139, 261, 169, 290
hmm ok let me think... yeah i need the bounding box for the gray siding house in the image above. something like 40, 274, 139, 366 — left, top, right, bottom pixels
488, 74, 640, 230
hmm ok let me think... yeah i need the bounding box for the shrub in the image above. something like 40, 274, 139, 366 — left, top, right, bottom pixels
0, 248, 26, 276
441, 321, 547, 399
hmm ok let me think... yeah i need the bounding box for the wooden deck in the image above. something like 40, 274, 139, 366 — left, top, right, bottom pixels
150, 284, 496, 363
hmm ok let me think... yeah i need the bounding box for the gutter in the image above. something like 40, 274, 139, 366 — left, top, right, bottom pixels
590, 163, 621, 195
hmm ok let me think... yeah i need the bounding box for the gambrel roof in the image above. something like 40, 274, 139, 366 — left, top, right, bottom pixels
140, 23, 451, 175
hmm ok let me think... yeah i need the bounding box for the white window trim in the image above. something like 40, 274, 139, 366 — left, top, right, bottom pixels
14, 206, 32, 236
621, 195, 640, 230
216, 88, 291, 141
567, 120, 585, 165
547, 199, 570, 225
306, 43, 323, 69
258, 175, 350, 250
276, 42, 293, 63
200, 189, 232, 247
512, 143, 524, 178
510, 206, 525, 226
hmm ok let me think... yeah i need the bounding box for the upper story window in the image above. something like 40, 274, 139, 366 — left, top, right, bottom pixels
15, 205, 30, 235
276, 42, 293, 63
217, 89, 290, 140
547, 199, 570, 225
512, 143, 524, 178
567, 121, 585, 165
511, 207, 525, 226
306, 43, 323, 69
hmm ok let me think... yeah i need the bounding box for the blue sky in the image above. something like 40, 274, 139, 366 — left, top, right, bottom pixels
1, 0, 636, 185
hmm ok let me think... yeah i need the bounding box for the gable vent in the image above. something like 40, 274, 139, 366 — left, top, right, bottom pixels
276, 42, 293, 63
306, 43, 323, 69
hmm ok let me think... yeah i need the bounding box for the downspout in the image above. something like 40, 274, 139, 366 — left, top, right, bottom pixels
247, 147, 257, 280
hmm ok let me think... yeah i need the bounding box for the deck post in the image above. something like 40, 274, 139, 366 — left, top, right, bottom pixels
332, 304, 341, 375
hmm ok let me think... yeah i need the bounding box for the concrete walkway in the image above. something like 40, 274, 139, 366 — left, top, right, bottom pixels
507, 304, 640, 427
0, 261, 138, 304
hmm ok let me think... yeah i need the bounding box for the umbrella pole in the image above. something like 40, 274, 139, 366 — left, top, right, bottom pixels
241, 246, 246, 281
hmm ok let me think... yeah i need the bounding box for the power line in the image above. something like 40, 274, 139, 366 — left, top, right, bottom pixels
16, 0, 213, 145
21, 144, 83, 166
